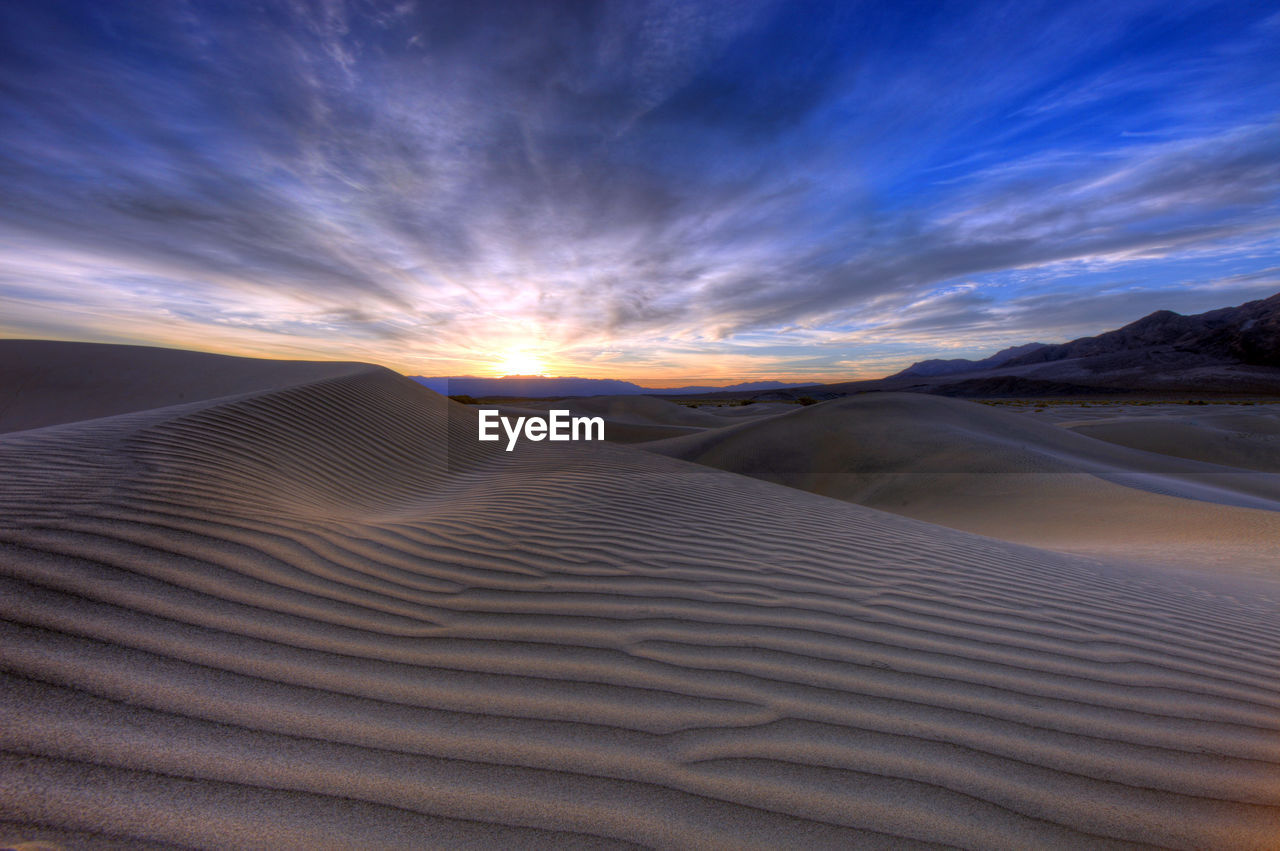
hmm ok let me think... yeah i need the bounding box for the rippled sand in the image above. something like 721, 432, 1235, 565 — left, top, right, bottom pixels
2, 343, 1278, 848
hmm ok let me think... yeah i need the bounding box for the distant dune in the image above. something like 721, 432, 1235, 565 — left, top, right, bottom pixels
647, 393, 1280, 572
524, 393, 733, 427
1064, 405, 1280, 473
2, 342, 1278, 848
494, 395, 791, 444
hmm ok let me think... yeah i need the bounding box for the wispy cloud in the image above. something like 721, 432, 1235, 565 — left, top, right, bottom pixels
0, 0, 1276, 379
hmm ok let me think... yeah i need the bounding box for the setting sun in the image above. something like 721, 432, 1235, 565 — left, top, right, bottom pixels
493, 351, 547, 376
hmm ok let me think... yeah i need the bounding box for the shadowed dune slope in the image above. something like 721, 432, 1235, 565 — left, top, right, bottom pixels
646, 393, 1280, 572
0, 339, 370, 434
2, 362, 1280, 848
516, 396, 787, 444
495, 401, 707, 444
524, 395, 739, 428
1067, 408, 1280, 473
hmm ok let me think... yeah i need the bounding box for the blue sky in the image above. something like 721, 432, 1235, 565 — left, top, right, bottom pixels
1, 0, 1277, 381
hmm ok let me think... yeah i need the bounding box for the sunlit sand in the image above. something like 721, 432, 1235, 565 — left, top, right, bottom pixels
2, 341, 1277, 847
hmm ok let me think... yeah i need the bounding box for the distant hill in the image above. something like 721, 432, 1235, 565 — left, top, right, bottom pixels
892, 342, 1047, 378
1001, 293, 1280, 369
925, 376, 1137, 398
656, 380, 805, 394
418, 292, 1280, 401
412, 376, 644, 398
411, 376, 805, 398
754, 291, 1280, 400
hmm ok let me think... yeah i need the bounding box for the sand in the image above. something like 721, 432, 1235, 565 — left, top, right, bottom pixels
648, 393, 1280, 575
0, 340, 370, 435
514, 396, 789, 444
1, 343, 1278, 848
1061, 404, 1280, 473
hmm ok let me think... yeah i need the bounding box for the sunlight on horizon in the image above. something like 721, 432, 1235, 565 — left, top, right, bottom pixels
492, 351, 548, 377
2, 2, 1277, 383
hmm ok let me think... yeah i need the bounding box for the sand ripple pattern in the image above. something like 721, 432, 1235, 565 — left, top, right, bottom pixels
1, 369, 1278, 849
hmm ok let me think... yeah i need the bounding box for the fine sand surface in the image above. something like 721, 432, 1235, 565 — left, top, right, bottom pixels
511, 396, 789, 444
0, 339, 370, 434
2, 343, 1279, 848
1059, 404, 1280, 473
648, 394, 1280, 574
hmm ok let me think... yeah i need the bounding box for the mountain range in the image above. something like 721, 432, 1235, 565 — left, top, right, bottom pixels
416, 292, 1280, 400
893, 342, 1047, 378
744, 291, 1280, 400
410, 376, 804, 398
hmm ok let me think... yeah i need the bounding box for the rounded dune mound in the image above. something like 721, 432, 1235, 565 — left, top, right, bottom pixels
2, 348, 1279, 847
646, 392, 1277, 481
1069, 407, 1280, 472
122, 368, 507, 518
700, 400, 795, 417
0, 339, 370, 434
519, 394, 758, 443
646, 392, 1280, 571
527, 394, 734, 428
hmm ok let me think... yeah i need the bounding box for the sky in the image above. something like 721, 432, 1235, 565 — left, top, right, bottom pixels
1, 0, 1278, 382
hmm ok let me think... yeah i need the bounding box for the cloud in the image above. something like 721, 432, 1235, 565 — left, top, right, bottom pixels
0, 0, 1277, 378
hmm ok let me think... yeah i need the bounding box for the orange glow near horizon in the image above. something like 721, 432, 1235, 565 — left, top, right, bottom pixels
491, 351, 549, 377
0, 322, 895, 386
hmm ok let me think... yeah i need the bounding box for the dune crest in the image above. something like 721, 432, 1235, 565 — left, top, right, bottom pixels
0, 340, 371, 435
2, 349, 1279, 847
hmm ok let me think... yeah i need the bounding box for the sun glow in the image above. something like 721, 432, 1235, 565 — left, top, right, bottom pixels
493, 351, 547, 376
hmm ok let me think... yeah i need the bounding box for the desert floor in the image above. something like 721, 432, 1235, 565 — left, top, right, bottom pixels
2, 341, 1277, 849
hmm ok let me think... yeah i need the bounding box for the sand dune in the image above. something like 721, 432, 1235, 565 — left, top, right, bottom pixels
523, 395, 767, 427
1062, 405, 1280, 473
515, 396, 788, 444
2, 348, 1279, 847
647, 393, 1280, 573
0, 340, 369, 435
